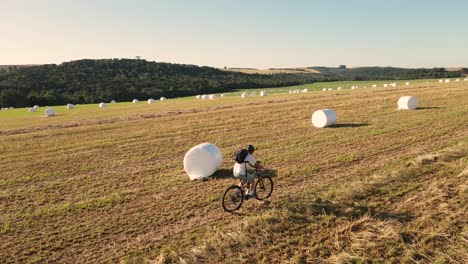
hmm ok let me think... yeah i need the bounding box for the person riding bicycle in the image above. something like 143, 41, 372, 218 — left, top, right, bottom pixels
233, 145, 264, 198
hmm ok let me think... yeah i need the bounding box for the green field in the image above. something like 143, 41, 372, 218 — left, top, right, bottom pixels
1, 79, 467, 262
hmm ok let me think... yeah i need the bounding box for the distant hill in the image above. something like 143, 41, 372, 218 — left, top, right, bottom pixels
0, 59, 466, 107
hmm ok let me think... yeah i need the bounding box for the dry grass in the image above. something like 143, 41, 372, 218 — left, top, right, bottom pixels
226, 67, 320, 74
0, 81, 467, 262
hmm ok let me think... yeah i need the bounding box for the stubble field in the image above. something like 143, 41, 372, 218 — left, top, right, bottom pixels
1, 80, 467, 263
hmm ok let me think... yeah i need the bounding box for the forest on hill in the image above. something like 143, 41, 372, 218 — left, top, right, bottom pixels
0, 59, 465, 107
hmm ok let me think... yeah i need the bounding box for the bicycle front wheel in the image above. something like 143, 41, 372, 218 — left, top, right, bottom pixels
255, 176, 273, 200
222, 185, 244, 212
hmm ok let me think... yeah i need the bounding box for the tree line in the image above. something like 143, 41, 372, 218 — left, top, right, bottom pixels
0, 59, 465, 107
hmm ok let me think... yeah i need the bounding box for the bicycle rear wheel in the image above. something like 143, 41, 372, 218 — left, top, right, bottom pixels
222, 185, 244, 212
254, 176, 273, 200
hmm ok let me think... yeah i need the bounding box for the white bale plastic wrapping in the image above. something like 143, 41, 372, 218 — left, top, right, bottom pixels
241, 92, 248, 98
201, 94, 207, 100
208, 94, 215, 100
372, 84, 377, 88
183, 143, 223, 180
337, 87, 343, 91
455, 79, 460, 82
33, 105, 40, 109
302, 89, 308, 93
66, 103, 74, 109
351, 86, 356, 90
220, 94, 225, 97
99, 102, 107, 108
322, 88, 327, 91
384, 84, 388, 88
398, 96, 419, 110
196, 95, 201, 99
133, 99, 139, 103
311, 109, 337, 128
260, 90, 267, 96
328, 88, 332, 91
147, 99, 155, 104
45, 108, 56, 116
439, 79, 443, 83
405, 82, 410, 86
445, 79, 450, 83
28, 107, 36, 113
160, 97, 167, 101
111, 100, 116, 103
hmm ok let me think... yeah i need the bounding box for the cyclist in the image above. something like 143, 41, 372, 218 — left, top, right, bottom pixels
233, 145, 264, 198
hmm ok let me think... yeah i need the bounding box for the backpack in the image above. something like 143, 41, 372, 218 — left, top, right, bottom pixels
233, 148, 249, 164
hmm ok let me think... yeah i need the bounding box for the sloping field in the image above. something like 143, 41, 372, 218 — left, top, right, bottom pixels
227, 67, 320, 74
0, 81, 467, 262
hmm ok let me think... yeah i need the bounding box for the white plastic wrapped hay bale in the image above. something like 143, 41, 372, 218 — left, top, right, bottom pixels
390, 83, 397, 87
405, 82, 410, 86
302, 89, 308, 93
384, 84, 388, 88
372, 84, 377, 88
398, 96, 419, 110
289, 90, 292, 93
183, 143, 223, 180
160, 97, 167, 101
322, 88, 327, 91
33, 105, 40, 110
111, 100, 116, 103
66, 103, 74, 109
147, 98, 155, 104
439, 79, 443, 83
132, 99, 139, 103
209, 94, 216, 100
28, 107, 36, 113
99, 102, 107, 108
201, 94, 207, 100
445, 79, 450, 83
220, 94, 225, 97
260, 90, 267, 96
196, 95, 201, 99
337, 87, 342, 91
351, 86, 356, 90
455, 79, 460, 82
328, 88, 333, 91
44, 108, 56, 116
311, 109, 336, 128
241, 92, 248, 98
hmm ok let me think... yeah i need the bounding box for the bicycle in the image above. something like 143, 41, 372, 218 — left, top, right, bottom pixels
221, 162, 274, 212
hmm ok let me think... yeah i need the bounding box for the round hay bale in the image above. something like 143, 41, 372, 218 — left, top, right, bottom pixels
302, 89, 308, 93
241, 92, 248, 98
99, 102, 107, 108
398, 96, 419, 110
201, 94, 208, 100
289, 90, 292, 93
66, 103, 74, 109
209, 94, 216, 100
220, 94, 225, 97
183, 143, 223, 180
337, 87, 343, 91
384, 84, 388, 88
33, 105, 40, 110
445, 79, 450, 83
147, 99, 155, 104
160, 97, 167, 101
455, 79, 460, 82
311, 109, 337, 128
45, 108, 56, 116
372, 84, 377, 88
111, 100, 116, 103
328, 88, 333, 91
260, 90, 267, 96
28, 107, 36, 113
439, 79, 443, 83
132, 99, 139, 103
405, 82, 410, 86
196, 95, 201, 99
322, 88, 327, 91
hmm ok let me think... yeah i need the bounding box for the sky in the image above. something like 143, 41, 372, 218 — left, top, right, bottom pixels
1, 0, 467, 68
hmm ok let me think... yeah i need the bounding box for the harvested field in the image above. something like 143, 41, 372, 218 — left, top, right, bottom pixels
0, 80, 467, 262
